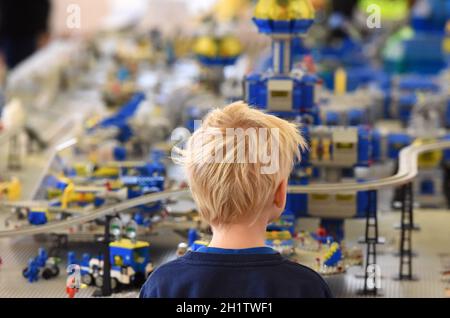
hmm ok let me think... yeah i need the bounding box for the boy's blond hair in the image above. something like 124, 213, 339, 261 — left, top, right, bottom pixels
175, 101, 307, 226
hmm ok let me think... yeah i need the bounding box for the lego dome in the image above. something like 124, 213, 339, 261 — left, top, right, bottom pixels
218, 36, 242, 57
193, 35, 242, 66
253, 0, 315, 35
193, 36, 217, 58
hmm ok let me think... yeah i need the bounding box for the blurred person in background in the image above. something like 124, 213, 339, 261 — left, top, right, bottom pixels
0, 0, 51, 70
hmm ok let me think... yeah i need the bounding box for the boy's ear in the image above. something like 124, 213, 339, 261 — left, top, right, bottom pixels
274, 179, 288, 209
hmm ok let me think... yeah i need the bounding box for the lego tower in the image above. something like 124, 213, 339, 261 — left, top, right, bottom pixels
245, 0, 320, 123
245, 0, 382, 243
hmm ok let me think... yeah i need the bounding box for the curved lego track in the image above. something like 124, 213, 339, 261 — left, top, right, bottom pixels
1, 140, 450, 237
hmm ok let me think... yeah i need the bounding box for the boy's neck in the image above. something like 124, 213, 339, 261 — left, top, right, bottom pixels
209, 221, 267, 249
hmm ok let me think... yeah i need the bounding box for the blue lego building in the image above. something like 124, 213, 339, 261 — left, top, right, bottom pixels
243, 0, 384, 241
245, 0, 319, 122
383, 0, 450, 74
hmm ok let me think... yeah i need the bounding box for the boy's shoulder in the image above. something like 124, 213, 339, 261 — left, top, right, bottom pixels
148, 257, 186, 278
274, 259, 333, 297
139, 258, 186, 298
149, 252, 329, 286
281, 258, 330, 283
140, 252, 332, 298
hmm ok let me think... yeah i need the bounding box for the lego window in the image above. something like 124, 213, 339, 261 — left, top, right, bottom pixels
133, 249, 147, 264
114, 255, 123, 266
336, 142, 354, 149
311, 194, 330, 200
335, 194, 354, 201
270, 90, 289, 98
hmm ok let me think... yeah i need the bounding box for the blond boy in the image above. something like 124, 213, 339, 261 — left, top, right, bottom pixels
140, 102, 332, 298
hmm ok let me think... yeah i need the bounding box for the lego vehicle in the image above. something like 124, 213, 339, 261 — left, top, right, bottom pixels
81, 239, 153, 290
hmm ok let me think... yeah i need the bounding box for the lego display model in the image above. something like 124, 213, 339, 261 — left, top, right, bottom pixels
0, 0, 450, 298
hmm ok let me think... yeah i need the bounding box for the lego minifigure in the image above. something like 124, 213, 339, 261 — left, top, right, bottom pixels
316, 226, 327, 238
188, 228, 200, 247
36, 248, 48, 267
146, 149, 166, 176
66, 264, 81, 298
80, 253, 90, 273
67, 251, 77, 265
66, 276, 79, 298
176, 243, 188, 257
23, 258, 39, 283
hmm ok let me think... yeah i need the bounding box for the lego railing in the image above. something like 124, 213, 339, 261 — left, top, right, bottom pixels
1, 139, 450, 237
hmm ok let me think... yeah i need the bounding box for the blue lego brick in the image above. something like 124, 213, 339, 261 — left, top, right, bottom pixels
443, 134, 450, 162
397, 93, 417, 124
387, 133, 413, 159
291, 37, 310, 60
286, 177, 308, 218
356, 191, 368, 218
445, 100, 450, 128
245, 75, 268, 109
116, 124, 133, 143
325, 111, 340, 125
357, 126, 370, 166
348, 109, 365, 126
94, 197, 105, 207
113, 146, 127, 161
252, 18, 314, 35
371, 129, 382, 162
420, 179, 435, 195
398, 76, 440, 92
382, 90, 392, 118
301, 74, 316, 110
246, 73, 262, 106
28, 212, 47, 225
196, 55, 239, 67
411, 0, 450, 32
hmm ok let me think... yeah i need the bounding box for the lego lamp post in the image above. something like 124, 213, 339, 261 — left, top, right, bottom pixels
94, 217, 139, 296
93, 215, 115, 297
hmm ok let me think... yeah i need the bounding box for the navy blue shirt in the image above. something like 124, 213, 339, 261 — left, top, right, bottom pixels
140, 247, 332, 298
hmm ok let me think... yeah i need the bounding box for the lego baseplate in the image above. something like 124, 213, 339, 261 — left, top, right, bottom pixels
0, 210, 449, 298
